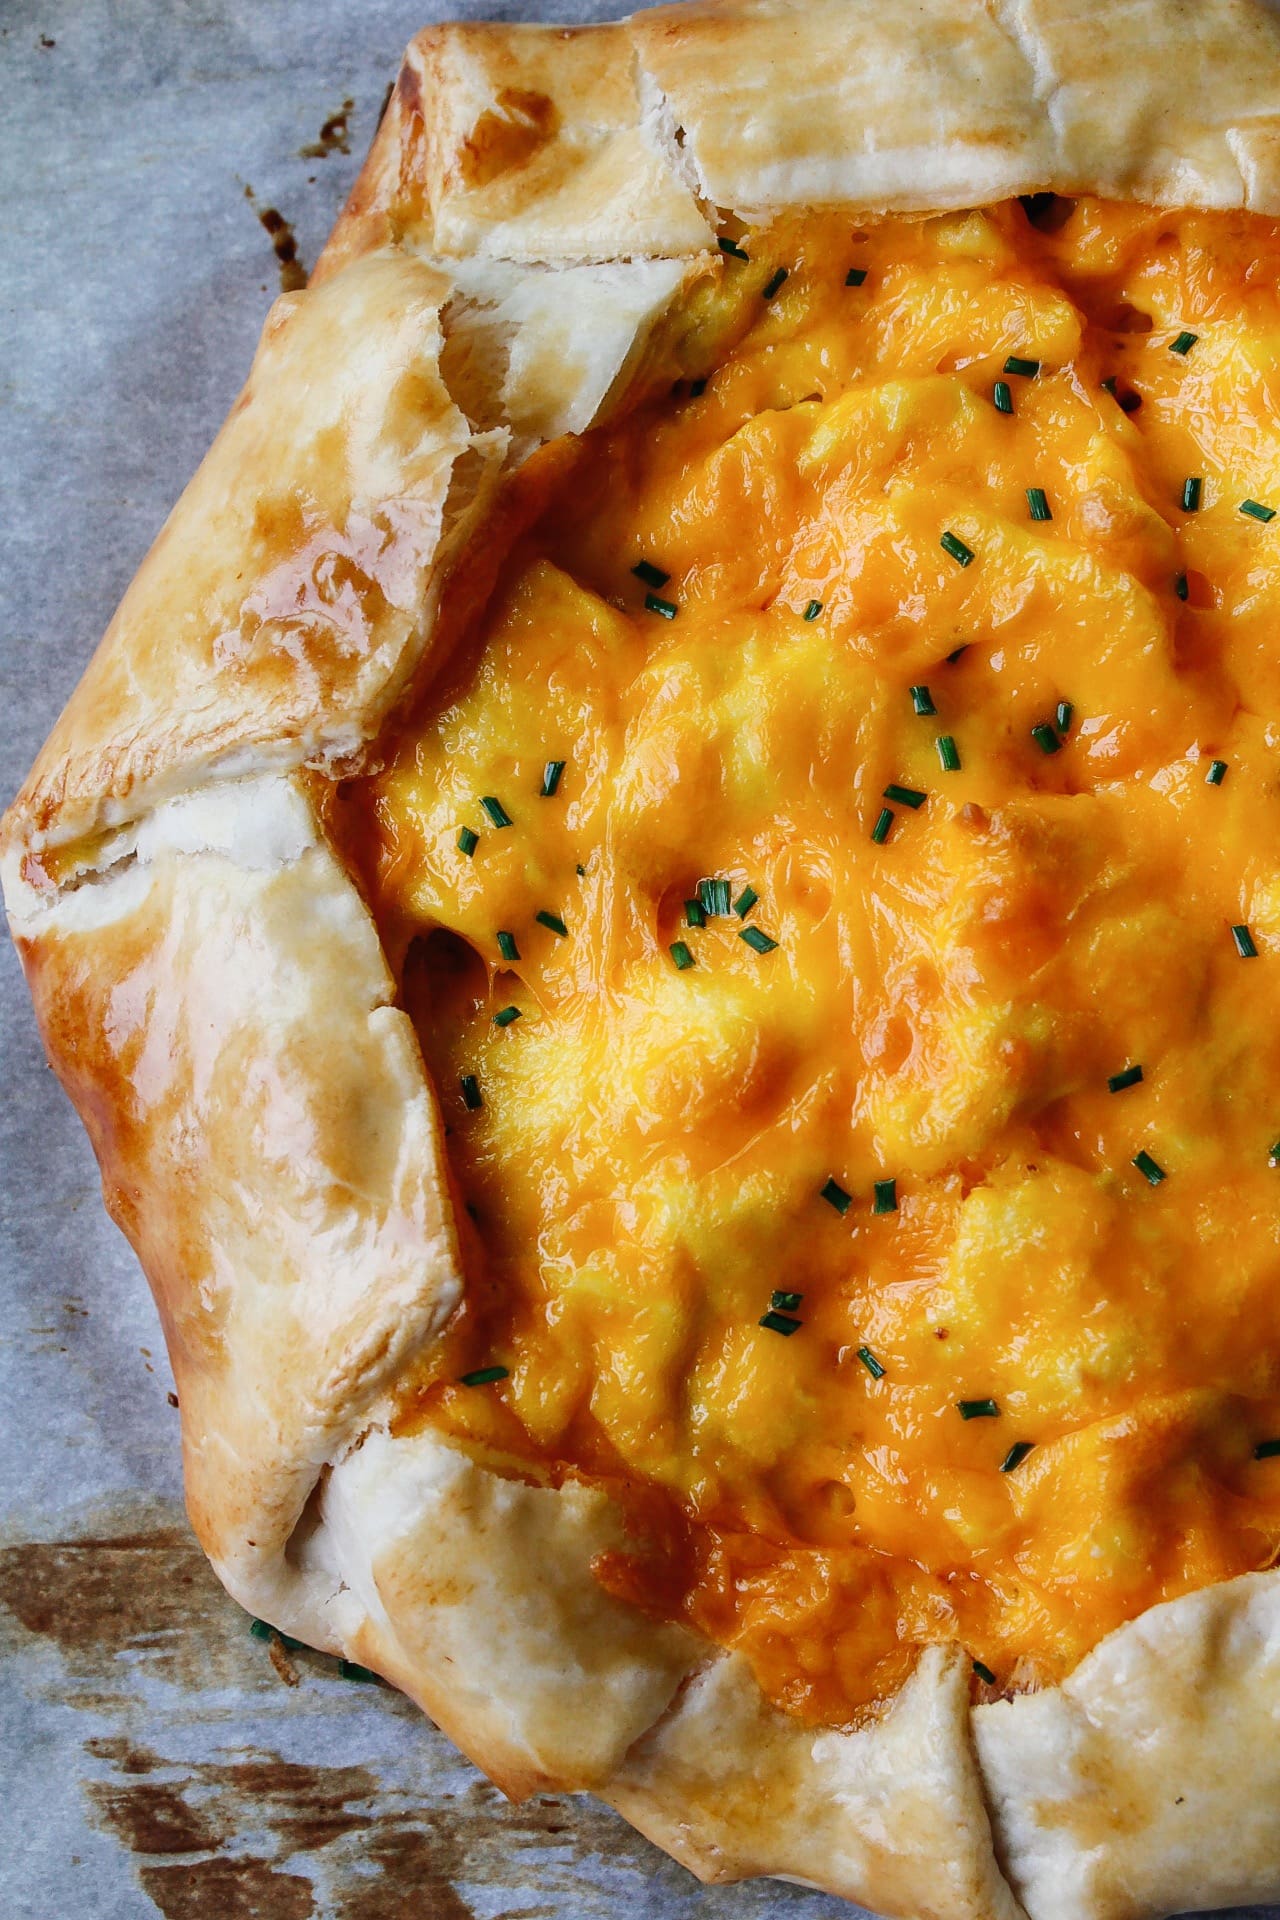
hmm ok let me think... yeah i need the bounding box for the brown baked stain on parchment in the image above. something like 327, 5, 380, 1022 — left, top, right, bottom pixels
300, 98, 355, 159
241, 185, 308, 292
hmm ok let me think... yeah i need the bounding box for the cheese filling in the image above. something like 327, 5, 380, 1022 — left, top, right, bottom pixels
351, 198, 1280, 1722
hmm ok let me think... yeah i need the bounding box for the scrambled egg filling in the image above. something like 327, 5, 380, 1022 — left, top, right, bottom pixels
355, 198, 1280, 1721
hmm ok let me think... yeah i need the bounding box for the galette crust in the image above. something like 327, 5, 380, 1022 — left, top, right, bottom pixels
9, 5, 1280, 1918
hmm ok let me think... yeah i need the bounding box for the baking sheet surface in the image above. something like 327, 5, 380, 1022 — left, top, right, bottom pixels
0, 4, 1272, 1917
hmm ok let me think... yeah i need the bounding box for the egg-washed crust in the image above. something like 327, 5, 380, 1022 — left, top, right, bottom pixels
8, 3, 1280, 1917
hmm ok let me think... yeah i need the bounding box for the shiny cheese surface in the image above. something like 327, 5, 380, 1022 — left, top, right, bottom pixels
356, 199, 1280, 1722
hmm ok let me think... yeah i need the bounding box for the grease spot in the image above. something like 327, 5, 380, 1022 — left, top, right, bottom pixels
300, 97, 354, 158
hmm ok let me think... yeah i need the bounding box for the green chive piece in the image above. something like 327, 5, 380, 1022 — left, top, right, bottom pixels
669, 940, 695, 971
460, 1365, 509, 1387
632, 559, 670, 589
698, 877, 732, 916
497, 931, 520, 963
857, 1345, 886, 1379
1031, 722, 1062, 755
1000, 1441, 1034, 1473
946, 643, 969, 664
536, 910, 568, 937
1132, 1149, 1166, 1186
1004, 355, 1040, 377
338, 1661, 382, 1685
480, 796, 512, 829
718, 236, 749, 261
973, 1659, 998, 1685
1256, 1438, 1280, 1459
772, 1290, 803, 1311
576, 863, 586, 876
759, 1310, 801, 1335
1233, 923, 1259, 957
845, 267, 868, 287
873, 1178, 898, 1214
460, 1074, 483, 1111
884, 783, 927, 809
493, 1005, 522, 1028
958, 1398, 1001, 1420
1175, 571, 1190, 600
685, 898, 706, 928
871, 806, 895, 844
1026, 486, 1052, 522
540, 759, 566, 797
940, 530, 975, 567
1101, 375, 1118, 396
740, 925, 778, 954
733, 886, 759, 918
1206, 759, 1227, 786
249, 1618, 274, 1643
689, 377, 707, 397
1241, 499, 1276, 523
936, 734, 961, 772
911, 684, 937, 715
762, 266, 788, 300
457, 826, 479, 857
645, 591, 679, 618
1108, 1064, 1143, 1093
820, 1177, 853, 1216
992, 380, 1014, 414
1182, 476, 1203, 512
1269, 1140, 1280, 1168
1170, 330, 1198, 356
803, 598, 823, 620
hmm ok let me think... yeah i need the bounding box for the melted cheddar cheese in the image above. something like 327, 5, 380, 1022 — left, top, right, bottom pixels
351, 198, 1280, 1722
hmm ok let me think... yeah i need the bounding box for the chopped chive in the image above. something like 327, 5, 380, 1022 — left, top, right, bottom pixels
689, 377, 707, 397
940, 530, 975, 568
762, 266, 788, 300
958, 1398, 1001, 1420
1101, 375, 1117, 396
845, 267, 867, 287
480, 796, 512, 829
1240, 499, 1276, 523
992, 379, 1014, 414
1107, 1063, 1143, 1094
1170, 330, 1198, 356
718, 236, 749, 261
457, 826, 479, 857
1056, 700, 1074, 733
459, 1073, 483, 1111
685, 898, 706, 928
871, 806, 895, 844
1000, 1441, 1034, 1474
459, 1364, 509, 1386
1206, 759, 1227, 786
536, 910, 568, 937
857, 1345, 886, 1379
772, 1289, 803, 1311
1004, 355, 1040, 378
540, 759, 566, 796
973, 1659, 998, 1685
1256, 1438, 1280, 1459
911, 684, 937, 715
1031, 722, 1061, 755
1233, 923, 1259, 958
873, 1178, 898, 1214
946, 643, 969, 664
339, 1661, 382, 1685
936, 734, 961, 772
803, 598, 823, 620
884, 783, 926, 809
669, 940, 695, 970
1182, 476, 1203, 512
740, 925, 778, 954
1132, 1149, 1166, 1186
632, 559, 670, 589
820, 1177, 853, 1216
1026, 486, 1052, 522
493, 1005, 521, 1028
698, 877, 732, 916
733, 886, 759, 918
497, 931, 520, 963
251, 1619, 305, 1650
1270, 1140, 1280, 1168
759, 1309, 801, 1335
645, 591, 679, 618
1174, 571, 1189, 601
576, 863, 585, 876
